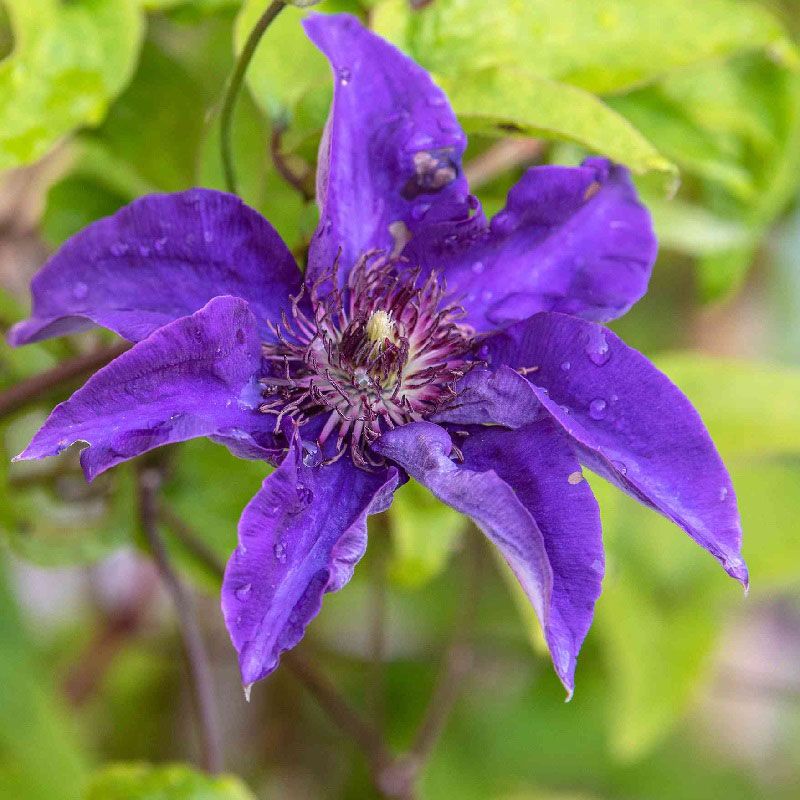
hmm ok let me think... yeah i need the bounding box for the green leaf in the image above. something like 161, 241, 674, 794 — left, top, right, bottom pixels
85, 763, 256, 800
387, 480, 463, 588
615, 56, 800, 298
0, 557, 89, 800
236, 0, 363, 121
654, 354, 800, 461
373, 0, 797, 96
647, 197, 750, 256
592, 454, 800, 759
439, 68, 675, 178
163, 439, 267, 589
0, 0, 144, 171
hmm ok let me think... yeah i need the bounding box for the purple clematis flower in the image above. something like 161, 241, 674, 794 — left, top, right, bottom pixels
9, 14, 746, 697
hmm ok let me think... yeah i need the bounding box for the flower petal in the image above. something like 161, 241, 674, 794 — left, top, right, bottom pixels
433, 159, 656, 333
458, 420, 604, 696
431, 365, 542, 429
9, 189, 300, 346
373, 422, 563, 686
303, 13, 479, 286
222, 435, 400, 687
15, 296, 277, 480
484, 312, 747, 586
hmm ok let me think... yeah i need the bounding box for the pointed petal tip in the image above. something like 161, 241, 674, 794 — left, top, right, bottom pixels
243, 683, 253, 703
724, 556, 749, 592
563, 686, 575, 704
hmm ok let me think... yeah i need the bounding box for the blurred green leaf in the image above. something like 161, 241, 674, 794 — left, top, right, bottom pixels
0, 557, 89, 800
373, 0, 797, 95
648, 197, 751, 256
0, 0, 144, 171
439, 69, 675, 178
617, 56, 800, 298
655, 354, 800, 460
85, 763, 256, 800
592, 454, 800, 759
163, 439, 267, 589
387, 480, 463, 588
236, 0, 363, 121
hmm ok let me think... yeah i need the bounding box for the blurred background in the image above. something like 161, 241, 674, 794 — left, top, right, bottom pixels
2, 0, 800, 798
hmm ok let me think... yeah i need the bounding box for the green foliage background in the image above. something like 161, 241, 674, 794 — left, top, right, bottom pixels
2, 0, 800, 798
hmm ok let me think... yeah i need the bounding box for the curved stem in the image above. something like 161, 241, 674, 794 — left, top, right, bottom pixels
0, 342, 130, 421
138, 467, 224, 774
220, 0, 287, 194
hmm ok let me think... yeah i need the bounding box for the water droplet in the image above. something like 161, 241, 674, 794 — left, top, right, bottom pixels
567, 470, 584, 485
585, 330, 610, 366
273, 542, 287, 563
110, 241, 128, 257
611, 460, 628, 475
481, 289, 494, 303
138, 244, 151, 257
302, 440, 321, 467
560, 361, 571, 371
296, 485, 313, 506
203, 230, 214, 244
492, 212, 516, 236
72, 282, 88, 300
560, 405, 571, 415
338, 67, 352, 86
154, 236, 168, 252
427, 94, 447, 108
588, 398, 607, 420
591, 559, 603, 574
407, 132, 435, 151
235, 583, 252, 601
471, 261, 485, 275
411, 202, 431, 221
719, 486, 729, 501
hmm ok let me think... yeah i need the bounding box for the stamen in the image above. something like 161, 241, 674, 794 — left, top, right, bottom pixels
258, 253, 475, 468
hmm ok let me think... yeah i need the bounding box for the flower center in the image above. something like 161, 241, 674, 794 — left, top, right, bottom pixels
259, 253, 475, 468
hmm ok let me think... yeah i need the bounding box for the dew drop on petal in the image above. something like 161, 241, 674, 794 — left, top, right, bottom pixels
110, 241, 128, 257
72, 282, 88, 300
480, 289, 494, 303
560, 361, 571, 371
338, 67, 352, 86
407, 132, 435, 151
203, 230, 214, 244
296, 485, 314, 506
472, 261, 485, 275
235, 583, 252, 601
411, 202, 431, 221
585, 330, 610, 366
611, 460, 628, 475
139, 245, 151, 257
719, 486, 729, 501
588, 398, 607, 420
273, 542, 287, 563
154, 236, 168, 252
302, 440, 321, 467
427, 94, 447, 108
